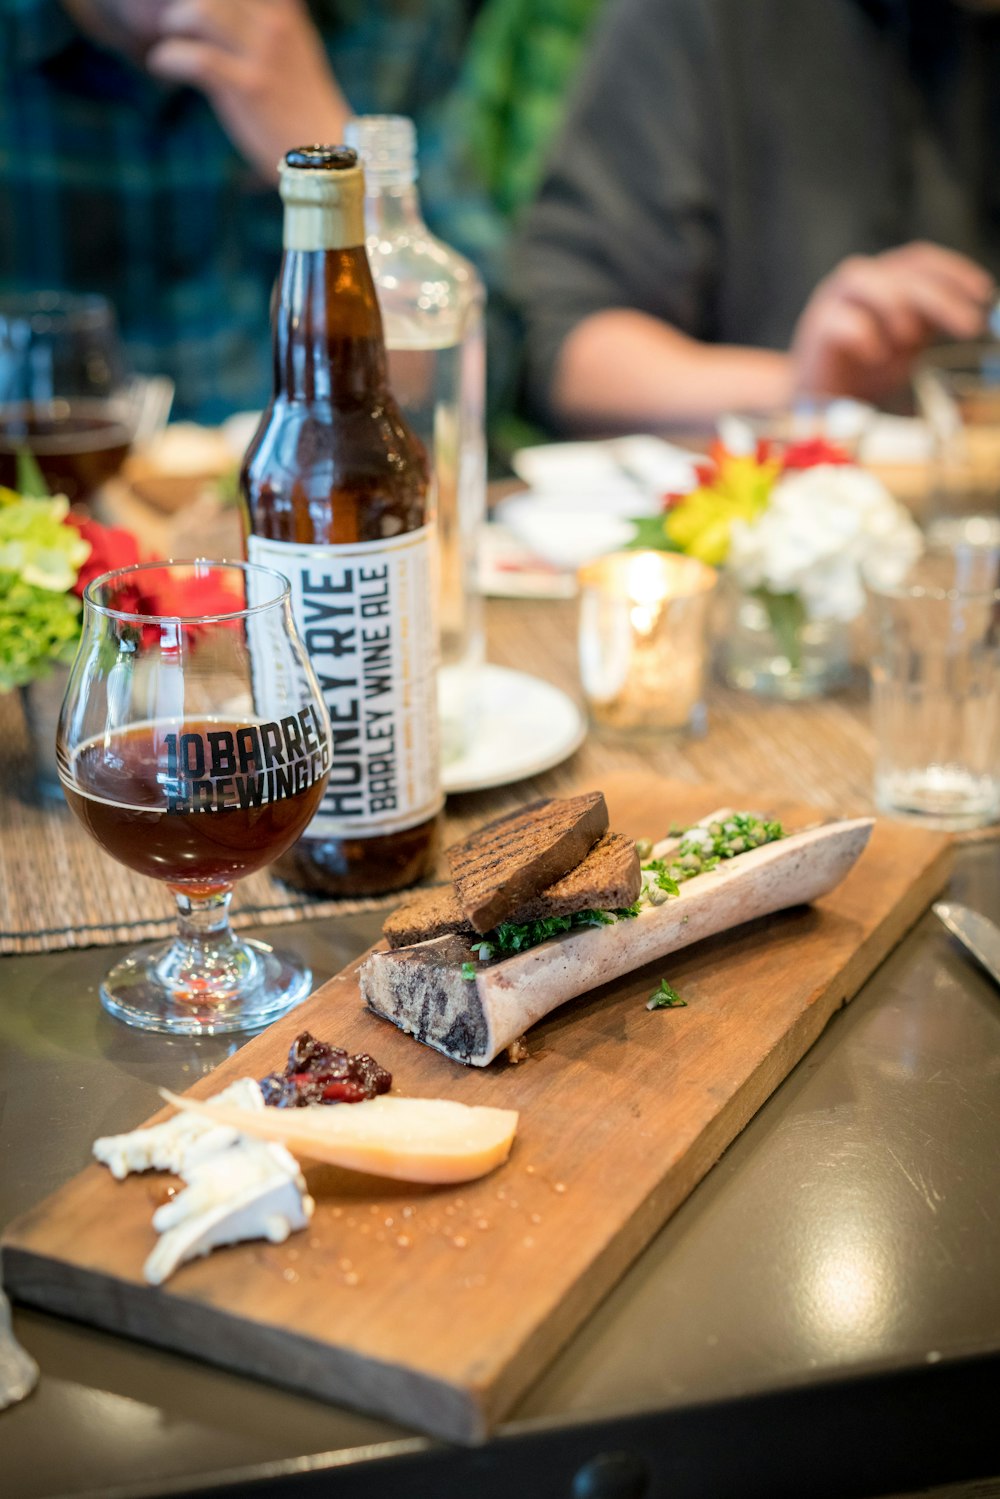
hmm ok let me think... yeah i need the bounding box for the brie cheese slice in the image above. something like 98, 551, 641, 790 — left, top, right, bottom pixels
93, 1079, 265, 1179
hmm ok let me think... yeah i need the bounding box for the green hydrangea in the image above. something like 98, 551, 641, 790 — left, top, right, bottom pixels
0, 489, 90, 691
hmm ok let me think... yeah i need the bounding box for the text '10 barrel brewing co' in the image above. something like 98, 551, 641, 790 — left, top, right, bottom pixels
241, 146, 442, 895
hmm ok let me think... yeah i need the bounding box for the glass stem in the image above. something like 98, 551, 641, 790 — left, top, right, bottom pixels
172, 886, 235, 944
154, 885, 260, 1002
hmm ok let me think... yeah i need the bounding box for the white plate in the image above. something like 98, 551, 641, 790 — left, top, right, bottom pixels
511, 435, 697, 503
441, 665, 586, 794
492, 497, 637, 571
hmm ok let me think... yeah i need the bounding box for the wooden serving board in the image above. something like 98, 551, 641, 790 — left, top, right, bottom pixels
2, 775, 952, 1443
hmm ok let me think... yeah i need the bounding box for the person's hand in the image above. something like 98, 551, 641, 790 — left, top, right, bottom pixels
145, 0, 351, 182
790, 242, 994, 403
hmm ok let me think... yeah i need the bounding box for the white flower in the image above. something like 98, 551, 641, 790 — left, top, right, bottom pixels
727, 465, 922, 621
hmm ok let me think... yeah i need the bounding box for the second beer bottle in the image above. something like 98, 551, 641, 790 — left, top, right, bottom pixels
241, 145, 442, 895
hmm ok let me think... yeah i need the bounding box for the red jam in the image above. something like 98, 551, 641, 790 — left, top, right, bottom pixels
260, 1031, 391, 1107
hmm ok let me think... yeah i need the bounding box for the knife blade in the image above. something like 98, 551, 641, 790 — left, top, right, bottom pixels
933, 902, 1000, 989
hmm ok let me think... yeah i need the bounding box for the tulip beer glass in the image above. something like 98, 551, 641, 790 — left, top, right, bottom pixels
57, 560, 332, 1033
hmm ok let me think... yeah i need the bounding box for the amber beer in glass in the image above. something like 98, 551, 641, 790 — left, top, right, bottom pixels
57, 560, 332, 1034
241, 146, 442, 896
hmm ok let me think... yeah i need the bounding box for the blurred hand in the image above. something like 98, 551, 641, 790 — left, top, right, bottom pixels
62, 0, 167, 59
790, 242, 994, 403
145, 0, 350, 181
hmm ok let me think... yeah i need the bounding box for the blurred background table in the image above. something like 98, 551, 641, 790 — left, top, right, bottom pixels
2, 578, 999, 1499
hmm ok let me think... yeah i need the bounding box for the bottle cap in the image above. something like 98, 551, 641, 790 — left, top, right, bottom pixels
279, 146, 365, 249
284, 145, 358, 172
343, 116, 418, 187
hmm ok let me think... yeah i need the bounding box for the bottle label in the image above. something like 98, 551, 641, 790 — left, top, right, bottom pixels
248, 528, 443, 839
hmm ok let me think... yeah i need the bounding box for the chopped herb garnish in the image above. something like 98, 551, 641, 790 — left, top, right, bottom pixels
641, 860, 681, 896
646, 977, 686, 1010
461, 961, 477, 981
638, 812, 785, 910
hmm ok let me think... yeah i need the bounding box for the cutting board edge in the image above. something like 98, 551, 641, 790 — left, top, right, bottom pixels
0, 1242, 492, 1445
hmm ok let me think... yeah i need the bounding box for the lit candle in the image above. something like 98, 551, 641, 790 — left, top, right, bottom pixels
578, 551, 717, 734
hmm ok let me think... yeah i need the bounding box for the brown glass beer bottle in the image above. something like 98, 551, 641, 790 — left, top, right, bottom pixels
241, 146, 442, 895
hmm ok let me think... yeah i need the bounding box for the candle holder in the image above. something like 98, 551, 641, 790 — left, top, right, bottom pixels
578, 551, 717, 736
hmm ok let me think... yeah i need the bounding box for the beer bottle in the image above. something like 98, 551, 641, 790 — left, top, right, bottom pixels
241, 145, 442, 896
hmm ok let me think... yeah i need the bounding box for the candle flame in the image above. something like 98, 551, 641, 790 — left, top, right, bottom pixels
626, 553, 671, 608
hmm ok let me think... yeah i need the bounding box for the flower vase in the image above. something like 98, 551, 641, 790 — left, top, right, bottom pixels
716, 584, 850, 701
18, 664, 70, 801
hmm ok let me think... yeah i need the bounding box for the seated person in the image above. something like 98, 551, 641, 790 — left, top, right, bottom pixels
0, 0, 474, 420
512, 0, 1000, 434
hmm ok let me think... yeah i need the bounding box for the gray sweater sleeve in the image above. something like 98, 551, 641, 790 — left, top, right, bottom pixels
512, 0, 725, 425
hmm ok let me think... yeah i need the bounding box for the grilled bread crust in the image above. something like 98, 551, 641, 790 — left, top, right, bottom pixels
508, 832, 640, 921
382, 886, 474, 949
445, 792, 609, 932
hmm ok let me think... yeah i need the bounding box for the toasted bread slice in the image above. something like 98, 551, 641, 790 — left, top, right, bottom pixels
384, 830, 640, 949
507, 832, 640, 922
382, 886, 475, 949
446, 792, 609, 933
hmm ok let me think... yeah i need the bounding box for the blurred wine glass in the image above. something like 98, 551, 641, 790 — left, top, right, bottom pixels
0, 291, 172, 502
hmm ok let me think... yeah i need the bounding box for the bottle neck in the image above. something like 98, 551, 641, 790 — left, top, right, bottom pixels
363, 177, 426, 237
272, 248, 388, 403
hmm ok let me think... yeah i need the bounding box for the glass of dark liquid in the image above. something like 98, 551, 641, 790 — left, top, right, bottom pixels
56, 560, 333, 1034
0, 291, 142, 502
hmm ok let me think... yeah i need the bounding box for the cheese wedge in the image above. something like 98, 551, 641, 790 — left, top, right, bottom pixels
160, 1090, 518, 1185
143, 1138, 313, 1287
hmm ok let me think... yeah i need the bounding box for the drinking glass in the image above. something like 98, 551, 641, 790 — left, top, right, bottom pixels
57, 560, 332, 1033
729, 397, 873, 461
0, 291, 158, 501
578, 551, 717, 735
866, 542, 1000, 831
914, 343, 1000, 549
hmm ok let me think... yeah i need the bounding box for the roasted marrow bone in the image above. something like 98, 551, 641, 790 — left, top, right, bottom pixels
361, 817, 874, 1067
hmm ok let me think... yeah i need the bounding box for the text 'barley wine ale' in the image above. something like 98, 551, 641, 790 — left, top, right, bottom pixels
241, 146, 442, 895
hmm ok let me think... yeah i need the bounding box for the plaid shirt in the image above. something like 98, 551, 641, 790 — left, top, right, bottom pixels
0, 0, 473, 421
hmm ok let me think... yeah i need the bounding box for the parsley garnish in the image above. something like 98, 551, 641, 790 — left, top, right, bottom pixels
471, 905, 640, 963
646, 978, 686, 1009
461, 961, 477, 981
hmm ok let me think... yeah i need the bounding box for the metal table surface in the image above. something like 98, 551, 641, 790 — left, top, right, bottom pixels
1, 840, 999, 1499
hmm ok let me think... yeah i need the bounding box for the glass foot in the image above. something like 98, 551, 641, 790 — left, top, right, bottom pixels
100, 934, 312, 1035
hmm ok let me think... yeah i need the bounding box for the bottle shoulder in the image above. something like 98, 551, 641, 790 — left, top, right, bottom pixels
241, 398, 430, 536
366, 231, 483, 305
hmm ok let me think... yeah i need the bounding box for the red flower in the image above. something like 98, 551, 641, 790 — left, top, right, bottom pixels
156, 572, 246, 620
780, 437, 852, 471
66, 514, 143, 597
